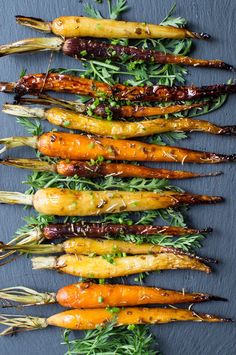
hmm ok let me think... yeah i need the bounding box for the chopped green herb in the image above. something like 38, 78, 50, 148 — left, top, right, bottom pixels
80, 50, 88, 57
98, 296, 104, 303
106, 306, 120, 314
63, 120, 71, 127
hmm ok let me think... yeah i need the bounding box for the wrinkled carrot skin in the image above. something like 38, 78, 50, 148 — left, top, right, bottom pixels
56, 282, 221, 309
32, 188, 223, 216
16, 15, 210, 40
93, 102, 204, 118
2, 73, 236, 102
56, 160, 213, 179
47, 307, 228, 330
52, 253, 211, 277
45, 107, 236, 137
63, 37, 232, 70
1, 37, 231, 70
0, 158, 217, 180
43, 222, 210, 240
62, 237, 184, 256
19, 95, 205, 118
37, 132, 236, 163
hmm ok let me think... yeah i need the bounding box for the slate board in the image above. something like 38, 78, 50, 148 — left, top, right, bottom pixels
0, 0, 235, 354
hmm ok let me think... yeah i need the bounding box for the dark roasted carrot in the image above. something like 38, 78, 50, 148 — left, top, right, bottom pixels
0, 283, 226, 308
0, 188, 223, 216
1, 221, 212, 253
1, 73, 236, 102
18, 94, 206, 118
3, 104, 236, 138
0, 307, 231, 335
0, 37, 232, 70
0, 158, 222, 179
15, 15, 211, 40
0, 132, 235, 163
42, 222, 211, 239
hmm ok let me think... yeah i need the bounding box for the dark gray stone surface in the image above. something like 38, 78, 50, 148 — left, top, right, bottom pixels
0, 0, 235, 354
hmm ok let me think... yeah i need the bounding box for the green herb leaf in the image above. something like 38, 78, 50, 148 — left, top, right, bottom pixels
84, 3, 103, 18
16, 117, 43, 136
108, 0, 128, 20
62, 322, 159, 355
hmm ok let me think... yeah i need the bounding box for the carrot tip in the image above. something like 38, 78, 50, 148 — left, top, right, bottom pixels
224, 318, 234, 323
200, 227, 213, 234
193, 32, 211, 39
220, 63, 235, 71
208, 295, 228, 302
219, 125, 236, 135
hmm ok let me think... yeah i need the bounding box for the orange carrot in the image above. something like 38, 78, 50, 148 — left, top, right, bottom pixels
0, 132, 235, 164
0, 158, 222, 179
0, 307, 231, 335
0, 283, 226, 308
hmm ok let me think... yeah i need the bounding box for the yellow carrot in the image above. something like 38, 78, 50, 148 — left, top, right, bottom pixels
31, 253, 211, 278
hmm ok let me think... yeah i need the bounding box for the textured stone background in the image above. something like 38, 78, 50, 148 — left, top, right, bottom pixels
0, 0, 235, 354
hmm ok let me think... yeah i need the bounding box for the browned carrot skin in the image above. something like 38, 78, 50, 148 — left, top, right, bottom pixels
43, 222, 212, 240
56, 160, 220, 179
92, 102, 204, 119
56, 282, 226, 309
63, 38, 233, 70
19, 95, 206, 119
1, 37, 232, 70
0, 158, 221, 179
1, 73, 236, 102
37, 132, 236, 163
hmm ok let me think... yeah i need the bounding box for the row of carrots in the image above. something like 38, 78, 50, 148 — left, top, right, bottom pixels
0, 12, 234, 335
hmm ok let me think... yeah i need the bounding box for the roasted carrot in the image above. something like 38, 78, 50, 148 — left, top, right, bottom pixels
0, 307, 231, 335
0, 283, 226, 308
18, 94, 206, 118
0, 132, 235, 163
41, 222, 212, 239
4, 104, 236, 138
0, 188, 223, 216
15, 15, 210, 39
1, 73, 236, 102
31, 253, 211, 277
0, 37, 232, 70
0, 158, 221, 179
2, 222, 211, 253
0, 237, 209, 262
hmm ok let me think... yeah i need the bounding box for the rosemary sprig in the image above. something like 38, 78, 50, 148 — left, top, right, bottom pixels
62, 323, 159, 355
